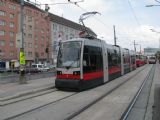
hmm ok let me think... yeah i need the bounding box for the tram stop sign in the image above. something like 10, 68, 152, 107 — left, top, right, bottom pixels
20, 51, 26, 65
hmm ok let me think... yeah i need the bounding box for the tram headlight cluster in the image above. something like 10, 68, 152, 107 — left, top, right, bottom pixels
57, 71, 62, 75
73, 71, 80, 75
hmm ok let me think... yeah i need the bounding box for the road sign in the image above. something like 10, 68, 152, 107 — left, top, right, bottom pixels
20, 51, 25, 65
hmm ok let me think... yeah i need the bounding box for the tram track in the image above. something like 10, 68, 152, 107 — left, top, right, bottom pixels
1, 65, 149, 120
120, 64, 155, 120
2, 90, 79, 120
0, 87, 57, 106
64, 65, 150, 120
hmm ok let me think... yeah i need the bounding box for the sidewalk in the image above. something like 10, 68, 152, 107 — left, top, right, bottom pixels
0, 77, 55, 99
145, 63, 160, 120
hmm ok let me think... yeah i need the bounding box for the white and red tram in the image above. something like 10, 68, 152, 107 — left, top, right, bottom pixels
55, 37, 136, 91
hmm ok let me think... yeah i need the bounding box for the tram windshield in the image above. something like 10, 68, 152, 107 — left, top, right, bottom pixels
57, 41, 82, 68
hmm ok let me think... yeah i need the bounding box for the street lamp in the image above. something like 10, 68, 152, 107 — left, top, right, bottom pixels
146, 5, 160, 7
150, 29, 160, 49
146, 0, 160, 7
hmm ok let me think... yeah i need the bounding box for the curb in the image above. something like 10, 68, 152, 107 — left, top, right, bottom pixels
0, 85, 54, 101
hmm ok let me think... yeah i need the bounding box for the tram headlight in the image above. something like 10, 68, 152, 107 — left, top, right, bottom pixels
73, 71, 80, 75
57, 71, 62, 75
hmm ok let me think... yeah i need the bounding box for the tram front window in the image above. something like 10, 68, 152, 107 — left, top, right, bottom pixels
57, 41, 82, 68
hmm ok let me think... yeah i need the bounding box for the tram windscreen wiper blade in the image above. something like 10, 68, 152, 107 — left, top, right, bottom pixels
65, 60, 78, 69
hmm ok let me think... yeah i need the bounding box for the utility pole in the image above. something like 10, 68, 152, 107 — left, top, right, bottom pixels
134, 40, 137, 53
113, 25, 117, 45
45, 4, 50, 66
159, 37, 160, 49
19, 0, 26, 84
140, 44, 141, 54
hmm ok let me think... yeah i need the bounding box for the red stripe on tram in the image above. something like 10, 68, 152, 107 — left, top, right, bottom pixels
109, 67, 121, 75
83, 71, 104, 81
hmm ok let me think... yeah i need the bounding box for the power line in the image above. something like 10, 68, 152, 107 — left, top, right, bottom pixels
127, 0, 141, 26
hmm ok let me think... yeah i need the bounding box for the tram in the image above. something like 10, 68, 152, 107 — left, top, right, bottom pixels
55, 35, 137, 91
136, 54, 147, 67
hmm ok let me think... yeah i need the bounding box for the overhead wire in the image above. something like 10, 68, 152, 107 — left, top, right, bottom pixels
127, 0, 151, 46
72, 2, 136, 39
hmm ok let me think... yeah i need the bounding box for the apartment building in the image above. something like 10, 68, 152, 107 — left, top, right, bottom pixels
0, 0, 96, 68
49, 13, 96, 64
22, 2, 51, 66
0, 0, 51, 68
0, 0, 20, 69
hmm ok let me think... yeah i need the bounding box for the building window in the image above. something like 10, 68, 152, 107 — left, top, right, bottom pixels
41, 44, 44, 48
65, 27, 68, 33
24, 15, 27, 20
10, 51, 14, 56
10, 13, 15, 19
0, 40, 5, 46
9, 4, 16, 10
28, 52, 32, 57
28, 34, 32, 38
41, 29, 44, 34
0, 30, 5, 36
41, 52, 44, 56
35, 20, 38, 25
23, 24, 26, 29
41, 36, 44, 41
28, 43, 32, 48
0, 10, 6, 16
24, 42, 26, 47
26, 9, 32, 15
24, 33, 26, 37
35, 35, 38, 40
28, 16, 32, 22
35, 45, 38, 48
66, 35, 68, 40
0, 1, 6, 6
10, 22, 14, 28
0, 20, 6, 26
28, 25, 32, 30
53, 24, 58, 31
9, 41, 14, 47
10, 31, 14, 37
0, 50, 5, 56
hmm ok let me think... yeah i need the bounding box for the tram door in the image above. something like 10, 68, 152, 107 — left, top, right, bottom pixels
102, 44, 108, 83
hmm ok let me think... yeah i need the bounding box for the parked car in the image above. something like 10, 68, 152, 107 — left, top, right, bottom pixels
15, 66, 41, 74
148, 56, 156, 64
49, 65, 56, 71
31, 64, 49, 72
0, 68, 6, 73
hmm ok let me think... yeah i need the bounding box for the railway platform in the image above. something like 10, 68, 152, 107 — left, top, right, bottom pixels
0, 64, 160, 120
0, 77, 55, 101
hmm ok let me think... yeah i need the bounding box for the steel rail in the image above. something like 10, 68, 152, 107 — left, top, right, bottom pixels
4, 91, 78, 120
120, 64, 155, 120
64, 65, 148, 120
4, 65, 148, 120
0, 87, 56, 106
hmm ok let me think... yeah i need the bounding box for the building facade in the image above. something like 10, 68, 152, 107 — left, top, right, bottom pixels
0, 0, 51, 68
49, 13, 96, 64
0, 0, 20, 69
144, 48, 160, 56
22, 2, 51, 66
0, 0, 96, 69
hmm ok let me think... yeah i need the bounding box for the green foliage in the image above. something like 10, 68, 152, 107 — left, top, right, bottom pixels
155, 51, 160, 59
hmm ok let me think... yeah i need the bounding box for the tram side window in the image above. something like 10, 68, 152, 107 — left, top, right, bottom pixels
108, 49, 121, 67
131, 55, 136, 64
83, 46, 103, 73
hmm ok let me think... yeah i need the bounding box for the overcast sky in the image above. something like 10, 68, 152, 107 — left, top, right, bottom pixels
30, 0, 160, 51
